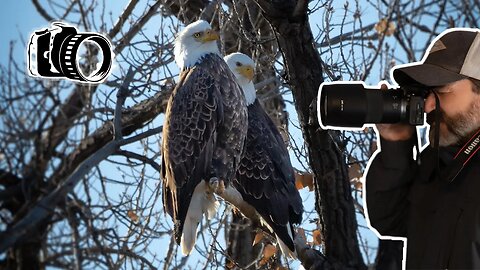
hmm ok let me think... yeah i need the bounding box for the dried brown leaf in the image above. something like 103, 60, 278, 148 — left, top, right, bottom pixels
127, 210, 139, 223
253, 232, 264, 246
259, 244, 277, 266
313, 229, 323, 246
348, 162, 362, 180
295, 171, 314, 191
374, 18, 396, 36
226, 260, 235, 269
352, 179, 363, 191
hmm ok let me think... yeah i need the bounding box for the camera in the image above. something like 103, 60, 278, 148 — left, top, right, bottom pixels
318, 82, 428, 128
28, 22, 113, 83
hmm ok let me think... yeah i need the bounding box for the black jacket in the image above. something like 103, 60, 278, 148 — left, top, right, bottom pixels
366, 137, 480, 269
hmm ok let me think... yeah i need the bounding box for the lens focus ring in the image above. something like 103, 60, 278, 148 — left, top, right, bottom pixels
59, 33, 113, 83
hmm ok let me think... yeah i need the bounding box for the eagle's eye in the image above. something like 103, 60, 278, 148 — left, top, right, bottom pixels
193, 32, 202, 38
236, 62, 242, 67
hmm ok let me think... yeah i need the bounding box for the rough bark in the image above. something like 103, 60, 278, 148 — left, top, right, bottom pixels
0, 170, 47, 269
226, 212, 258, 269
163, 0, 210, 24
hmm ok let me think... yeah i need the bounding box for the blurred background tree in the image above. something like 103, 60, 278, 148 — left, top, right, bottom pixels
0, 0, 478, 269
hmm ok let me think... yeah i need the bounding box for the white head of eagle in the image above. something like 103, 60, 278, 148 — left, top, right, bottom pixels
174, 20, 221, 70
224, 52, 257, 106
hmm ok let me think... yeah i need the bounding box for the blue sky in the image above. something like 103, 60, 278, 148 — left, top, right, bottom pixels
1, 1, 46, 65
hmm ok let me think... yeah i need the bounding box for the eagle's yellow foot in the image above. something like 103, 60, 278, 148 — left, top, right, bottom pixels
208, 177, 225, 195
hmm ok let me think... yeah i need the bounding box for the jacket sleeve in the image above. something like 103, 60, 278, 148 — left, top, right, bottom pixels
366, 136, 418, 238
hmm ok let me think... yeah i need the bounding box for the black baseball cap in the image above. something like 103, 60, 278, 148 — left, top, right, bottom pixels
392, 28, 480, 88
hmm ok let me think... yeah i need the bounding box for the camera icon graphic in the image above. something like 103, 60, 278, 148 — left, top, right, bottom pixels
27, 22, 114, 83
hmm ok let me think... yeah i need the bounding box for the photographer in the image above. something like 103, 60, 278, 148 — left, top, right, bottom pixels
366, 28, 480, 268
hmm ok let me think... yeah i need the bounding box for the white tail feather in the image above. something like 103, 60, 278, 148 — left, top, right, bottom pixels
181, 216, 197, 255
207, 199, 219, 219
180, 181, 218, 255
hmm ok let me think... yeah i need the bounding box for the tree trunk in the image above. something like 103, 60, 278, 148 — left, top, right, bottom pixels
256, 1, 366, 268
1, 171, 47, 270
226, 212, 259, 269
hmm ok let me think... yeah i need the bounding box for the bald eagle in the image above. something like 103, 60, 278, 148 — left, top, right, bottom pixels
161, 21, 247, 255
224, 52, 303, 257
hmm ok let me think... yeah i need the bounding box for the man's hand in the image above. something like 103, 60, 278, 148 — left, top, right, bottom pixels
375, 83, 415, 141
376, 123, 415, 141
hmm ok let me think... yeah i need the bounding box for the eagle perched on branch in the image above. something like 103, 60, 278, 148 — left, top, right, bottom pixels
161, 20, 247, 255
224, 53, 303, 257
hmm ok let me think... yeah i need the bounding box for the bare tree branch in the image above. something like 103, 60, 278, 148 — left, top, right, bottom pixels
31, 0, 54, 21
0, 67, 136, 253
108, 0, 141, 38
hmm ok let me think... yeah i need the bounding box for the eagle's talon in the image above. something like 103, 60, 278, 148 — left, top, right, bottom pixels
208, 177, 219, 193
208, 177, 225, 195
218, 179, 225, 195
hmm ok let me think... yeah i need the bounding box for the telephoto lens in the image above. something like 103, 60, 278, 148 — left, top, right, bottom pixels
318, 82, 425, 128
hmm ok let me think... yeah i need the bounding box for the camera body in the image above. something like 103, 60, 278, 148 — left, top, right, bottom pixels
28, 22, 113, 83
318, 82, 428, 129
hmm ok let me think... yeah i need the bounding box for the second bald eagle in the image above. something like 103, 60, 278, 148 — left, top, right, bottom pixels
224, 52, 303, 257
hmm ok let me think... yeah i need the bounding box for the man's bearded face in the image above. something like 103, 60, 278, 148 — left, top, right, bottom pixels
427, 98, 480, 147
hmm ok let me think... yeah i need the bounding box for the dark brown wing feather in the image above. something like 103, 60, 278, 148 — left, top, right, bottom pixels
234, 100, 303, 250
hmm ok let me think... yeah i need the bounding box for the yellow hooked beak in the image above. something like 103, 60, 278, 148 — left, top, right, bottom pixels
201, 29, 220, 42
237, 65, 254, 81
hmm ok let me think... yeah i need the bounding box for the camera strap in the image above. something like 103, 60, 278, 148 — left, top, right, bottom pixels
433, 91, 480, 183
431, 92, 480, 182
433, 92, 441, 174
443, 128, 480, 183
